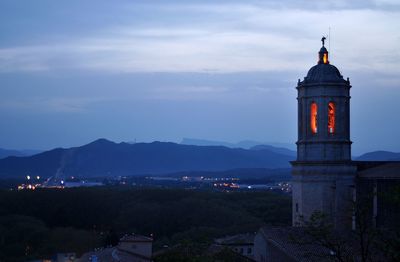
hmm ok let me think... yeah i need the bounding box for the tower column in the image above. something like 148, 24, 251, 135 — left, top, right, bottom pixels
292, 40, 356, 230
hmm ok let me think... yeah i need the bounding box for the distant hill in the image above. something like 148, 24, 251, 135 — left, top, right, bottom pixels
250, 145, 296, 157
181, 138, 295, 150
356, 151, 400, 161
0, 148, 42, 159
0, 149, 25, 159
0, 139, 294, 179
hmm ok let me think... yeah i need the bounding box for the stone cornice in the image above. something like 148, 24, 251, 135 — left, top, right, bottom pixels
296, 140, 352, 145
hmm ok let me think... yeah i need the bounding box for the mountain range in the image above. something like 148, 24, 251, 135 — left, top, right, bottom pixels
180, 138, 296, 151
0, 139, 398, 179
0, 139, 294, 179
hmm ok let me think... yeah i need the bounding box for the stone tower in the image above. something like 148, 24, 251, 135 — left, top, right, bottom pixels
292, 39, 357, 230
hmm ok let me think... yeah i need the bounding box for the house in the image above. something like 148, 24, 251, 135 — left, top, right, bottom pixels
214, 233, 255, 259
77, 234, 153, 262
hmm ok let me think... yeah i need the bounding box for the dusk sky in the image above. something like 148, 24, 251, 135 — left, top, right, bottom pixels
0, 0, 399, 155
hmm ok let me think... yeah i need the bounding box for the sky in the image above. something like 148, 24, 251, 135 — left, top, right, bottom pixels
0, 0, 399, 155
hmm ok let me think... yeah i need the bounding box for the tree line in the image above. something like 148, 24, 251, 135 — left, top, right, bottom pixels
0, 187, 291, 261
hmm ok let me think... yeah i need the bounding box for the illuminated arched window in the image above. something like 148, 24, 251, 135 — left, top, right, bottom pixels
328, 102, 335, 134
310, 102, 318, 134
323, 53, 328, 64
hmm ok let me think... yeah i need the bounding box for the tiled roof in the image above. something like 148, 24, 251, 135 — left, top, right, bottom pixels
77, 247, 152, 262
356, 161, 400, 179
120, 234, 153, 243
259, 227, 339, 262
215, 233, 255, 245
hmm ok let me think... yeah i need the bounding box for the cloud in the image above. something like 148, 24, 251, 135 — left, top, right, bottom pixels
0, 96, 110, 113
0, 3, 399, 74
145, 1, 400, 12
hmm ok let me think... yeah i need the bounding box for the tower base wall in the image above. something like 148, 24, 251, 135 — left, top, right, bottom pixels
292, 162, 356, 231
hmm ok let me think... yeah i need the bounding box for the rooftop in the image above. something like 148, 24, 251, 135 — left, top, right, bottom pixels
215, 233, 255, 245
259, 227, 345, 262
356, 161, 400, 179
120, 234, 153, 243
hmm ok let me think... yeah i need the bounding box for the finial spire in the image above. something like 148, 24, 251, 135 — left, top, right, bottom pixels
318, 38, 329, 64
321, 36, 326, 47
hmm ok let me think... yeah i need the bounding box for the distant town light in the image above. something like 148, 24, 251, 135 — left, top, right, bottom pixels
36, 176, 40, 180
26, 175, 31, 180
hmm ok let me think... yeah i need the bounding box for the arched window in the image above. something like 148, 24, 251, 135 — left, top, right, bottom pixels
323, 53, 328, 64
310, 102, 318, 134
328, 102, 335, 134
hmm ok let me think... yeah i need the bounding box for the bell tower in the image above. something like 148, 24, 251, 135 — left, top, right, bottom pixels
292, 38, 356, 230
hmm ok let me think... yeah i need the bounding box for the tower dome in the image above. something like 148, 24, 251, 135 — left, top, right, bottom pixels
305, 63, 343, 83
303, 42, 345, 83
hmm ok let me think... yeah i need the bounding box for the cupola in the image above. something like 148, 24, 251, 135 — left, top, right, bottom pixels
318, 36, 329, 64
